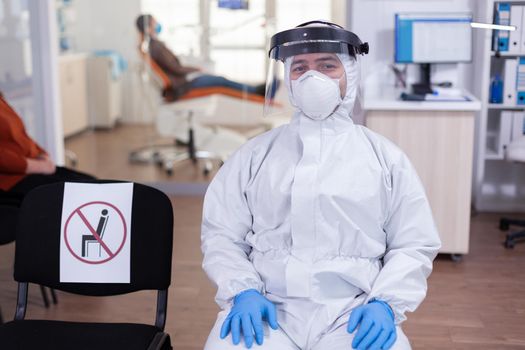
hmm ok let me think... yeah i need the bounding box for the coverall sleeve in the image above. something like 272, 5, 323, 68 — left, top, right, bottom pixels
365, 153, 441, 324
201, 147, 264, 308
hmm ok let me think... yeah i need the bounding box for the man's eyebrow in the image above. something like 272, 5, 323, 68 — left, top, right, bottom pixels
315, 56, 338, 63
291, 59, 307, 65
291, 56, 339, 65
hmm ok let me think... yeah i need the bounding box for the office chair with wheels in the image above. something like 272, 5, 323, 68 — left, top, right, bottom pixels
499, 136, 525, 248
0, 181, 174, 349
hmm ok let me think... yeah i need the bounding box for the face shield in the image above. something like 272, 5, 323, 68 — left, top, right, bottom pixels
264, 21, 369, 119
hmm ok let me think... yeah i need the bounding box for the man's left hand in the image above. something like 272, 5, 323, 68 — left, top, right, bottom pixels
347, 300, 396, 350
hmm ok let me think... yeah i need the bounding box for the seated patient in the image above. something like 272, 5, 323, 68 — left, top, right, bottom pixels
135, 14, 277, 102
0, 93, 95, 197
201, 21, 441, 350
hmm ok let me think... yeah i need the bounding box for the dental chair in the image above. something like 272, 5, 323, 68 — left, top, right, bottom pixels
130, 41, 271, 176
499, 135, 525, 248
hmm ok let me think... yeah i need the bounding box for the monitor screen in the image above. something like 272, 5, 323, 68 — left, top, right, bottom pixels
395, 13, 472, 63
218, 0, 249, 10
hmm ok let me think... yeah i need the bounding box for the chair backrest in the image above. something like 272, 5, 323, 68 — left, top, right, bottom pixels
138, 40, 172, 92
13, 181, 174, 296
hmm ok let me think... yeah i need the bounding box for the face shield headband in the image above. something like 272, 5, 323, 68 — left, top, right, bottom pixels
268, 23, 369, 61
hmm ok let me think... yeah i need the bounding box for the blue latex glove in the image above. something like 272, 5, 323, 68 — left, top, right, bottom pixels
220, 289, 279, 348
347, 300, 397, 350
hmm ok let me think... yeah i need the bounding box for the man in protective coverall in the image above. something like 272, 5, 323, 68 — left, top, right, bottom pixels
201, 20, 441, 350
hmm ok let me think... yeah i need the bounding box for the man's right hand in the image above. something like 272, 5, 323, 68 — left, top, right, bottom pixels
220, 289, 279, 348
26, 156, 56, 175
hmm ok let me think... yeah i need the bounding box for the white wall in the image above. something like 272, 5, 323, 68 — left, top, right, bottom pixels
348, 0, 475, 94
1, 0, 64, 164
70, 0, 147, 123
29, 0, 64, 164
72, 0, 141, 66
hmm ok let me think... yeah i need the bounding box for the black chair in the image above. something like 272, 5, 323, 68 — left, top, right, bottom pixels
500, 218, 525, 248
0, 192, 57, 324
0, 182, 174, 349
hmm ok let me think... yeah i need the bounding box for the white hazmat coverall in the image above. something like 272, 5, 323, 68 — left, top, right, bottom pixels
201, 53, 441, 349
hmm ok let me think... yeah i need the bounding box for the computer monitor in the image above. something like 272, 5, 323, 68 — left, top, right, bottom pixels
395, 13, 472, 94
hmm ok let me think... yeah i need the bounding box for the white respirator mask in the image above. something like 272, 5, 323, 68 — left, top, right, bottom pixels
291, 70, 343, 120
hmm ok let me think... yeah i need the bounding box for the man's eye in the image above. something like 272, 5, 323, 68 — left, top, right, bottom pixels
292, 66, 305, 72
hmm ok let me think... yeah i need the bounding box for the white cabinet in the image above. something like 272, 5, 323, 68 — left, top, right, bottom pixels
472, 0, 525, 212
59, 53, 89, 137
86, 56, 122, 128
59, 54, 123, 137
364, 88, 480, 255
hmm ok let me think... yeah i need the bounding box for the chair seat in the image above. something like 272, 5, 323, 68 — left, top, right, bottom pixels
0, 320, 171, 350
181, 86, 266, 103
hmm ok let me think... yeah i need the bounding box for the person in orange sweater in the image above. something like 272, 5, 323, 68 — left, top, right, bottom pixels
0, 93, 95, 196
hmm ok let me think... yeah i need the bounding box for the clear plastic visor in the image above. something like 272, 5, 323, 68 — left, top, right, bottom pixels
264, 41, 356, 117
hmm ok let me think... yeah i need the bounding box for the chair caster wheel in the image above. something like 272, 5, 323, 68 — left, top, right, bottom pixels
450, 254, 462, 262
499, 219, 509, 231
166, 168, 173, 176
153, 153, 163, 167
504, 240, 515, 249
203, 161, 213, 176
202, 161, 213, 176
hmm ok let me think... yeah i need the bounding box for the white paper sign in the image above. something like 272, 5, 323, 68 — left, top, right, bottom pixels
60, 182, 133, 283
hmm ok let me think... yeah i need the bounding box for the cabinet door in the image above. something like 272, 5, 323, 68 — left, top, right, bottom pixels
60, 56, 89, 137
366, 110, 475, 254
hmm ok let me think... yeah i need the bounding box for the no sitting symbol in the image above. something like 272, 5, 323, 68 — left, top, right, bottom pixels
63, 201, 127, 264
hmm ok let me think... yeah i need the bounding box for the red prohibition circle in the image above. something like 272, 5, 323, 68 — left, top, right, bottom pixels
64, 201, 128, 264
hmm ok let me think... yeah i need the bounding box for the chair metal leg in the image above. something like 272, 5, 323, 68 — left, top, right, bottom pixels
162, 149, 223, 177
40, 285, 50, 308
504, 230, 525, 249
50, 288, 58, 305
188, 125, 197, 164
130, 109, 231, 177
129, 142, 181, 164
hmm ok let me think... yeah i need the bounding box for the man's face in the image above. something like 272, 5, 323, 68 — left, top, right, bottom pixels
147, 18, 158, 37
290, 53, 347, 97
